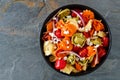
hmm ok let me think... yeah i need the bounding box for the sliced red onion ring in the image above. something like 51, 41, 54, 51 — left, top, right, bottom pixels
53, 17, 58, 23
71, 10, 85, 27
59, 51, 85, 61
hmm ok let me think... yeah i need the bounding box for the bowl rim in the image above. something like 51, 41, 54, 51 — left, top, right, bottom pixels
39, 4, 112, 76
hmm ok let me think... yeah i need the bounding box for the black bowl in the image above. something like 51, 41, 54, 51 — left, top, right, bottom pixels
40, 4, 112, 76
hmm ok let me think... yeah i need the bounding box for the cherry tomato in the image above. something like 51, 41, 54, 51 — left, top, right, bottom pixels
83, 32, 90, 38
55, 59, 66, 69
79, 48, 88, 57
102, 37, 109, 47
71, 12, 77, 17
98, 46, 106, 58
55, 29, 62, 38
71, 9, 81, 17
72, 45, 81, 53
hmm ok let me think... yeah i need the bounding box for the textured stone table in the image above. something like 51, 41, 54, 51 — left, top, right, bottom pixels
0, 0, 120, 80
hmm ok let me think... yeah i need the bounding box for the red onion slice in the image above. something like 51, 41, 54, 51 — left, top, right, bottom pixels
59, 51, 85, 61
71, 10, 85, 27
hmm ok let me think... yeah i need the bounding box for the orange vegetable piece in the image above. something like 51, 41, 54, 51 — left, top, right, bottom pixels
57, 37, 73, 51
92, 19, 104, 31
46, 21, 53, 32
61, 23, 77, 37
42, 32, 51, 41
75, 62, 82, 71
89, 28, 95, 37
87, 46, 96, 58
82, 9, 95, 24
56, 20, 65, 29
53, 49, 67, 58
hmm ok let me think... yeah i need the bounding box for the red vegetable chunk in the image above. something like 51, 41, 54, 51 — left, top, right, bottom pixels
102, 37, 109, 47
55, 29, 63, 38
79, 48, 88, 57
55, 59, 66, 69
98, 46, 106, 59
72, 45, 81, 53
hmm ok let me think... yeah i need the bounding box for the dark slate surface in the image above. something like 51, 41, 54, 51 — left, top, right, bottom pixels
0, 0, 120, 80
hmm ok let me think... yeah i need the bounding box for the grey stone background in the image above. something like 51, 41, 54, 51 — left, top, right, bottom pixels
0, 0, 120, 80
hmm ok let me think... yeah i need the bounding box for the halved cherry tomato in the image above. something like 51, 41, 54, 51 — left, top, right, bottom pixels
55, 59, 66, 69
79, 48, 88, 57
72, 45, 81, 53
102, 37, 109, 47
71, 9, 81, 17
98, 46, 106, 58
83, 32, 90, 38
71, 12, 77, 17
55, 29, 62, 38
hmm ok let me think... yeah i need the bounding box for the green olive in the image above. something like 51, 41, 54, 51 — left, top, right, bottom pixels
67, 55, 76, 65
57, 9, 70, 19
91, 37, 102, 45
72, 33, 86, 48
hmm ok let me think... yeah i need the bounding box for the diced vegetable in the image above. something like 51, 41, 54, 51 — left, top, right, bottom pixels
72, 45, 81, 53
71, 9, 81, 17
92, 19, 104, 31
67, 55, 76, 65
102, 37, 109, 47
87, 46, 96, 58
55, 29, 63, 38
97, 31, 106, 37
49, 55, 56, 62
44, 40, 56, 56
79, 48, 88, 57
66, 18, 79, 29
82, 61, 88, 71
90, 28, 95, 37
98, 46, 106, 58
60, 64, 74, 74
82, 9, 95, 24
72, 33, 86, 48
58, 9, 70, 19
91, 37, 102, 45
56, 19, 65, 29
71, 10, 85, 27
57, 37, 73, 51
56, 50, 67, 58
42, 32, 51, 41
55, 59, 66, 69
84, 19, 93, 32
46, 21, 54, 32
75, 62, 82, 71
83, 32, 90, 38
61, 23, 77, 37
88, 55, 94, 63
